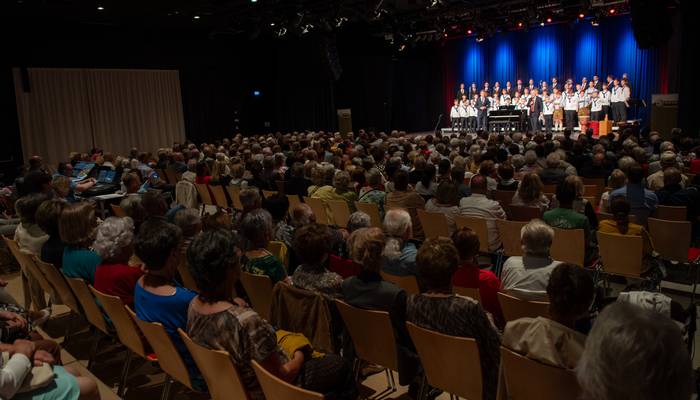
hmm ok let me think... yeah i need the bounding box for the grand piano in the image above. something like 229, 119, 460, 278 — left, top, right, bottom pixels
488, 106, 528, 132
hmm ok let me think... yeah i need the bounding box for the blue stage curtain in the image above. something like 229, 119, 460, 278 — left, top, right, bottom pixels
449, 15, 660, 122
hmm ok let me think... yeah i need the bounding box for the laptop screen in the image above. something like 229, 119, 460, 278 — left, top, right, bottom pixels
97, 170, 116, 183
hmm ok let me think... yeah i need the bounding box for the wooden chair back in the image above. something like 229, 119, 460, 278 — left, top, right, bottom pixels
226, 186, 244, 210
406, 322, 482, 400
3, 237, 55, 302
499, 346, 580, 400
209, 185, 229, 208
34, 258, 80, 313
165, 169, 180, 185
453, 286, 481, 303
128, 306, 193, 390
583, 185, 600, 202
417, 209, 450, 239
177, 258, 199, 292
239, 272, 274, 321
455, 215, 490, 253
497, 292, 550, 322
495, 220, 526, 257
597, 212, 636, 224
90, 287, 148, 358
326, 199, 351, 228
493, 190, 515, 208
654, 205, 687, 221
380, 271, 420, 295
335, 300, 398, 371
267, 241, 289, 267
581, 177, 605, 188
64, 276, 109, 334
303, 197, 330, 225
355, 202, 382, 228
542, 184, 557, 194
178, 329, 249, 400
110, 204, 127, 217
286, 195, 302, 217
648, 218, 691, 263
507, 205, 543, 221
262, 190, 278, 199
251, 360, 323, 400
195, 183, 214, 206
597, 231, 644, 278
550, 228, 585, 266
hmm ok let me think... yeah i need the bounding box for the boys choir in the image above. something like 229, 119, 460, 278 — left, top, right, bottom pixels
450, 75, 632, 134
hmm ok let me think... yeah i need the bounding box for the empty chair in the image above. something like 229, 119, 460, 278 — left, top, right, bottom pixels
355, 201, 382, 228
497, 292, 550, 322
498, 346, 580, 400
648, 218, 695, 263
209, 185, 229, 209
380, 271, 420, 295
455, 215, 490, 253
335, 300, 398, 393
91, 287, 155, 397
508, 205, 543, 222
597, 231, 644, 279
226, 186, 244, 210
111, 204, 127, 217
550, 228, 585, 266
453, 286, 482, 303
3, 236, 51, 309
251, 360, 323, 400
303, 197, 330, 225
417, 209, 450, 239
195, 183, 215, 210
654, 205, 687, 221
326, 199, 351, 228
495, 220, 526, 257
240, 271, 274, 321
178, 329, 250, 400
493, 190, 515, 208
406, 322, 483, 400
128, 307, 194, 399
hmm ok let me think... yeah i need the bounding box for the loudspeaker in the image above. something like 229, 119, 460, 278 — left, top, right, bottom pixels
337, 109, 352, 137
630, 0, 673, 49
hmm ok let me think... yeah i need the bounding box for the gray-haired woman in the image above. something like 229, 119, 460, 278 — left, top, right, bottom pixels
92, 216, 143, 307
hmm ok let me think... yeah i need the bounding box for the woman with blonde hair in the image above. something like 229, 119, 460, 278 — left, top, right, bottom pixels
511, 173, 550, 211
59, 202, 101, 284
599, 169, 626, 212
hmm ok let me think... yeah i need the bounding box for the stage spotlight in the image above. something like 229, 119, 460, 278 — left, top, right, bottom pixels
467, 29, 472, 35
578, 13, 585, 19
301, 24, 314, 34
276, 27, 287, 37
540, 22, 545, 26
335, 17, 348, 27
398, 44, 407, 52
590, 18, 599, 26
193, 15, 200, 20
270, 22, 275, 26
517, 22, 523, 28
476, 36, 484, 42
250, 0, 258, 2
97, 5, 104, 11
608, 8, 615, 14
546, 17, 552, 23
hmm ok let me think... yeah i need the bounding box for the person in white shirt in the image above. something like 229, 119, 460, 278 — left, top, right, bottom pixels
500, 219, 562, 301
467, 98, 478, 132
553, 91, 564, 131
563, 88, 579, 131
585, 80, 596, 97
610, 78, 628, 123
599, 85, 611, 119
458, 99, 468, 133
590, 90, 603, 121
450, 99, 461, 132
542, 93, 555, 134
459, 175, 506, 252
499, 88, 511, 105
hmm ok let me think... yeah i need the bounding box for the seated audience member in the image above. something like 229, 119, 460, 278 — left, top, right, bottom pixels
119, 195, 147, 231
186, 229, 355, 400
580, 152, 612, 180
598, 197, 654, 257
451, 227, 503, 327
36, 199, 67, 269
646, 151, 688, 191
13, 193, 49, 256
599, 169, 626, 213
501, 219, 561, 300
172, 208, 202, 255
538, 153, 567, 186
51, 175, 77, 203
291, 224, 342, 297
195, 162, 211, 185
133, 219, 202, 389
576, 302, 693, 400
121, 172, 142, 195
382, 209, 417, 276
424, 181, 460, 234
358, 168, 386, 217
415, 164, 438, 197
502, 263, 594, 369
59, 202, 101, 284
0, 338, 99, 400
240, 209, 288, 284
92, 217, 143, 307
496, 163, 519, 191
332, 171, 358, 211
459, 175, 506, 252
234, 188, 262, 228
568, 175, 599, 229
656, 167, 696, 207
510, 173, 550, 211
290, 203, 315, 228
141, 191, 168, 220
201, 210, 232, 231
544, 176, 595, 264
346, 211, 371, 233
609, 163, 658, 226
285, 162, 311, 199
264, 195, 293, 249
401, 238, 500, 400
450, 167, 471, 199
385, 170, 426, 240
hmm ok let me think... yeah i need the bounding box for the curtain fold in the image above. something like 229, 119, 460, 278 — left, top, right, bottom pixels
13, 68, 186, 165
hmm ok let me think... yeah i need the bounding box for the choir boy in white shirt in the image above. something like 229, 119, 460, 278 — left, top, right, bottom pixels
542, 93, 555, 134
599, 85, 611, 119
590, 91, 603, 121
450, 99, 462, 132
467, 99, 478, 132
563, 88, 579, 130
500, 88, 511, 105
610, 78, 628, 123
458, 99, 468, 132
